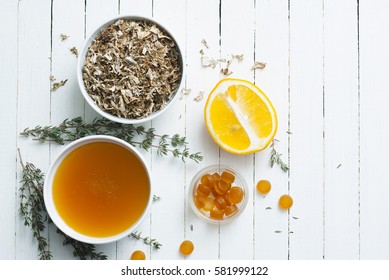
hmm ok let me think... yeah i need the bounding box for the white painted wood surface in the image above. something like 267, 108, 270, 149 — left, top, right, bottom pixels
1, 0, 389, 260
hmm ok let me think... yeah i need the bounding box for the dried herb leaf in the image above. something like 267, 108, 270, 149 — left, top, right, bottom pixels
51, 79, 68, 92
201, 39, 209, 49
232, 54, 244, 62
221, 60, 233, 76
82, 19, 182, 120
200, 54, 220, 68
179, 88, 192, 100
60, 33, 69, 41
70, 47, 78, 57
194, 91, 205, 102
251, 61, 267, 70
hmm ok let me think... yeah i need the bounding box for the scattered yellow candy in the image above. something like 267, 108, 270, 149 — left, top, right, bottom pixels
179, 240, 194, 256
279, 194, 293, 210
130, 250, 146, 260
256, 180, 271, 194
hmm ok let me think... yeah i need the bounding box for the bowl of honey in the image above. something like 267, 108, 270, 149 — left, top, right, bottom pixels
44, 135, 152, 244
189, 164, 248, 224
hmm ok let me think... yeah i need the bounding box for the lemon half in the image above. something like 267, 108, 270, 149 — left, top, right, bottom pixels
204, 78, 277, 155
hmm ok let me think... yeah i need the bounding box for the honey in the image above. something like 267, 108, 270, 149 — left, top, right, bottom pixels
53, 141, 150, 238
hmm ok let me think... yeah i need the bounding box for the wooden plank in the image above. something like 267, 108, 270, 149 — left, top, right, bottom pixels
254, 0, 290, 260
323, 0, 359, 259
117, 0, 153, 260
359, 0, 389, 259
119, 0, 153, 16
0, 0, 18, 260
84, 0, 120, 259
185, 0, 221, 260
48, 0, 88, 260
150, 0, 186, 260
16, 0, 52, 259
289, 0, 324, 259
219, 0, 255, 260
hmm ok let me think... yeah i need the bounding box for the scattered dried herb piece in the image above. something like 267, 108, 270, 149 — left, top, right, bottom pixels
275, 230, 282, 233
60, 33, 69, 41
270, 139, 289, 172
20, 116, 203, 163
337, 163, 342, 169
265, 207, 272, 210
286, 131, 293, 135
292, 216, 299, 220
82, 19, 182, 120
190, 224, 194, 231
194, 91, 205, 102
51, 79, 68, 92
153, 195, 161, 201
180, 88, 192, 100
221, 60, 233, 76
70, 46, 78, 57
200, 50, 221, 68
49, 75, 56, 82
200, 49, 243, 74
201, 39, 209, 49
130, 231, 162, 250
251, 61, 267, 70
232, 54, 244, 62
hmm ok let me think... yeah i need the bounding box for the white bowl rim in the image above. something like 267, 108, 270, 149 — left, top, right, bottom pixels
43, 135, 153, 244
77, 14, 185, 125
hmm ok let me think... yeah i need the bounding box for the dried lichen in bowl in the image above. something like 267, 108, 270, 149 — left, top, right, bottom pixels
78, 16, 183, 123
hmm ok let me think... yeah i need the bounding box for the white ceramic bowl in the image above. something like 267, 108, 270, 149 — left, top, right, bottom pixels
77, 15, 184, 124
44, 135, 152, 244
189, 164, 249, 224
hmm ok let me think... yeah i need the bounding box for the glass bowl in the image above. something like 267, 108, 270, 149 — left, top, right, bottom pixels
189, 164, 249, 224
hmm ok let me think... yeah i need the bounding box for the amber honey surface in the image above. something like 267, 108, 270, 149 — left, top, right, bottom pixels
53, 142, 150, 238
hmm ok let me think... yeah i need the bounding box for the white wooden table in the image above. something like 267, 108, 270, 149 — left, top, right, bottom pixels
1, 0, 388, 260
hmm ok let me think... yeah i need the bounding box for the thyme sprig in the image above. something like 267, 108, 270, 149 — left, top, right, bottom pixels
18, 150, 52, 260
20, 116, 203, 163
130, 231, 162, 250
269, 139, 289, 172
56, 230, 107, 260
18, 150, 107, 260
